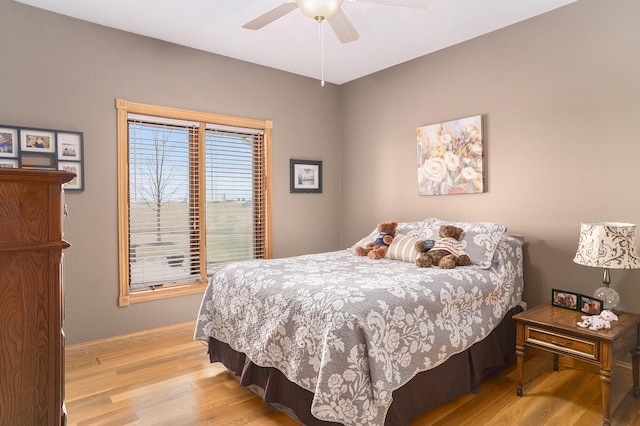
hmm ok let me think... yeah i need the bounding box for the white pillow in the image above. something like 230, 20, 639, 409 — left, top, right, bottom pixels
385, 234, 421, 262
396, 221, 427, 237
350, 227, 378, 252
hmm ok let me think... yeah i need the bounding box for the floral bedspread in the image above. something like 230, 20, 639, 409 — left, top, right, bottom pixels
195, 235, 523, 425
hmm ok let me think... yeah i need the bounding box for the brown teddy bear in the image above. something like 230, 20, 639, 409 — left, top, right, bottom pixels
354, 221, 398, 260
414, 225, 471, 269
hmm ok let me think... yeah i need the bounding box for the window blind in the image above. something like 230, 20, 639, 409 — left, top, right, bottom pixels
205, 128, 266, 274
128, 118, 200, 288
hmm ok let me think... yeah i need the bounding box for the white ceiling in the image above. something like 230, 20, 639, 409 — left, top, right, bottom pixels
14, 0, 577, 85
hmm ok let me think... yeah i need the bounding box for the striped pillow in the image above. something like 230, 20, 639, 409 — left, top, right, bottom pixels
385, 234, 420, 262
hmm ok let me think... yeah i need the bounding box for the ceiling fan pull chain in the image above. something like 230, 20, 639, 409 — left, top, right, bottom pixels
321, 20, 326, 86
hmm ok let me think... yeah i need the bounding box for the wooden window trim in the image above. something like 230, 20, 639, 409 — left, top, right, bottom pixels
116, 99, 272, 306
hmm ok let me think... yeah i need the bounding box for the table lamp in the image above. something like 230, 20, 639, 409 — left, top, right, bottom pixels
573, 222, 640, 314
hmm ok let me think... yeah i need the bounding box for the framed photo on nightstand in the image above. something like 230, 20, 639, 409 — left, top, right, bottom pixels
579, 295, 603, 315
551, 289, 579, 311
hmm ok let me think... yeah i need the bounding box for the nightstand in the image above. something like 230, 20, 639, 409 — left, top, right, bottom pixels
513, 304, 640, 426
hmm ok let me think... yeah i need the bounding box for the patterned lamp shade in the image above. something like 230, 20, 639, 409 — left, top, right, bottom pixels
573, 222, 640, 269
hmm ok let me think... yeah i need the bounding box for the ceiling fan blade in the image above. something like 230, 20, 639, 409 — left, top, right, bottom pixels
242, 2, 299, 30
356, 0, 431, 9
328, 8, 359, 43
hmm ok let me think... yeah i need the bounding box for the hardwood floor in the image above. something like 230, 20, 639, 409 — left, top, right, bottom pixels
65, 321, 640, 425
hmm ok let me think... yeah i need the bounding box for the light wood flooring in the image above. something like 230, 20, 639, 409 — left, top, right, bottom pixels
65, 321, 640, 425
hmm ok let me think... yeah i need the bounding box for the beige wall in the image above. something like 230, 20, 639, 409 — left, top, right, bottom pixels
2, 0, 639, 344
0, 0, 341, 344
340, 0, 640, 312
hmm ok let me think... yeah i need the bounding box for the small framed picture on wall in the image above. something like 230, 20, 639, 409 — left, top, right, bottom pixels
20, 129, 56, 153
58, 161, 83, 191
0, 158, 19, 168
290, 159, 322, 194
0, 127, 18, 158
57, 132, 83, 161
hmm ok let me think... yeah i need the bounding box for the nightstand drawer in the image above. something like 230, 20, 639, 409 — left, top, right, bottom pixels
525, 326, 599, 360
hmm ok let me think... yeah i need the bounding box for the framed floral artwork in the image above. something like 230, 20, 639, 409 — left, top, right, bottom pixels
417, 115, 484, 195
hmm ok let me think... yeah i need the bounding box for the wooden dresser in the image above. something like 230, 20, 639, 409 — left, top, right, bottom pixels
0, 168, 75, 425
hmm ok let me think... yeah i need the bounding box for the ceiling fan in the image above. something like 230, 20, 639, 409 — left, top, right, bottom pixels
242, 0, 432, 43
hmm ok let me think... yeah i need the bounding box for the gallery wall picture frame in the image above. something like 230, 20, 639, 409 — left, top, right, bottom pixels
20, 129, 56, 153
57, 132, 83, 161
0, 159, 19, 168
290, 159, 322, 193
0, 127, 18, 158
20, 153, 57, 169
58, 161, 83, 191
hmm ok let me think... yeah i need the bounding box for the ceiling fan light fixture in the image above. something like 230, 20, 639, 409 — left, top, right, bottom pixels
298, 0, 344, 21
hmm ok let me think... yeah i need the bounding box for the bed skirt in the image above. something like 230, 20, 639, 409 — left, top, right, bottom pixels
208, 304, 523, 426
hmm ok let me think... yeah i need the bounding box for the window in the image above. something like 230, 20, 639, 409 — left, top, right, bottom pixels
116, 99, 272, 306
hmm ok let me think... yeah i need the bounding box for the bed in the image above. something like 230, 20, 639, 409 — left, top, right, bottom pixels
195, 218, 524, 425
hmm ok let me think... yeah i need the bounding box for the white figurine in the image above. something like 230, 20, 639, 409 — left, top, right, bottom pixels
576, 310, 619, 331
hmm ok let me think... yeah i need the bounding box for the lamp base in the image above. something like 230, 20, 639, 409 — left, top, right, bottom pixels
594, 286, 622, 315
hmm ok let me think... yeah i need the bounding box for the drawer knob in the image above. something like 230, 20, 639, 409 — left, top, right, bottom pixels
547, 335, 572, 347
